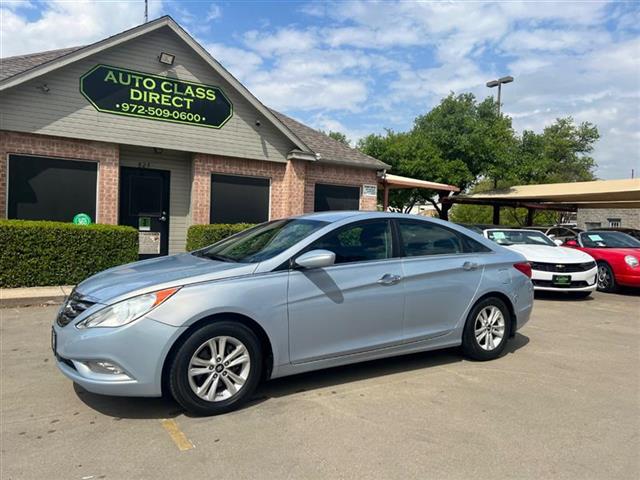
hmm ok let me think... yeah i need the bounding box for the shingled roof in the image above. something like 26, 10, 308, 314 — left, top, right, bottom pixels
1, 21, 389, 171
1, 47, 82, 81
271, 110, 389, 170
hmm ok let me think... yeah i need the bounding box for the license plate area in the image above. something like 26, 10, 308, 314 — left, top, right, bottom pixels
552, 274, 571, 286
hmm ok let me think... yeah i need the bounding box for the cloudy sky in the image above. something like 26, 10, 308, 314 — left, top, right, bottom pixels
2, 0, 639, 179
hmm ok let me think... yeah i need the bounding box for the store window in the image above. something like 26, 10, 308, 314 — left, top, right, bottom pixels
608, 218, 621, 228
7, 154, 97, 222
314, 184, 360, 211
210, 174, 270, 224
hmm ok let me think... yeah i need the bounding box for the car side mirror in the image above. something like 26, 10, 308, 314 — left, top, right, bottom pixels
565, 240, 578, 247
295, 249, 336, 269
553, 239, 563, 246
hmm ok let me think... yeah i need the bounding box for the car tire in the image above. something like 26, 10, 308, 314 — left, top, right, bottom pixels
169, 321, 262, 416
596, 261, 616, 293
462, 297, 512, 361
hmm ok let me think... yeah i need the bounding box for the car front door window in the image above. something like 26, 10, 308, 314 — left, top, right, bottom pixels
308, 220, 393, 264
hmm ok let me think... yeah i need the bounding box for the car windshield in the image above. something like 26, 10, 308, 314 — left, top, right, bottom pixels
486, 229, 556, 247
194, 219, 328, 263
579, 231, 640, 248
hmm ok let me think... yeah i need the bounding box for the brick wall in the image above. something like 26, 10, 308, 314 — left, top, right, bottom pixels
0, 131, 119, 224
304, 163, 379, 212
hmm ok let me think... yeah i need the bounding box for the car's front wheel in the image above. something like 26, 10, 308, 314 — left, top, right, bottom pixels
462, 297, 512, 361
596, 262, 616, 293
169, 321, 262, 416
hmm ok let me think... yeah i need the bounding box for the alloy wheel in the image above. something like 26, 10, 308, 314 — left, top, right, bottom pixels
187, 336, 251, 402
597, 265, 611, 290
474, 306, 505, 351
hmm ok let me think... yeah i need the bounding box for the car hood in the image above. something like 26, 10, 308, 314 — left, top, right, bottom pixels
75, 253, 257, 303
505, 244, 594, 264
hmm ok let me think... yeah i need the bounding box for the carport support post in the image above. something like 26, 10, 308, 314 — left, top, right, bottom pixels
526, 208, 534, 226
492, 205, 500, 225
383, 181, 389, 211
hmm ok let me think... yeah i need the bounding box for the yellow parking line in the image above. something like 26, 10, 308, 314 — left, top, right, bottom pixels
160, 418, 195, 451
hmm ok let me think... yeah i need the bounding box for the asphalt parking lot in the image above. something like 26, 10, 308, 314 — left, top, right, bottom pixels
1, 291, 638, 480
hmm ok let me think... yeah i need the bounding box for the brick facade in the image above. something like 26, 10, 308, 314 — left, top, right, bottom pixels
191, 154, 379, 225
304, 162, 379, 212
3, 132, 381, 248
0, 131, 119, 224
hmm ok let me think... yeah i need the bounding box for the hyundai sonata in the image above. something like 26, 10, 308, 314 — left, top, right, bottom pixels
52, 212, 534, 415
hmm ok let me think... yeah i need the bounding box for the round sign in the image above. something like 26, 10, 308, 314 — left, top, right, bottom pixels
73, 213, 92, 225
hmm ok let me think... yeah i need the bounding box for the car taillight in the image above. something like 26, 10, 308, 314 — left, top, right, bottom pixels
513, 262, 532, 278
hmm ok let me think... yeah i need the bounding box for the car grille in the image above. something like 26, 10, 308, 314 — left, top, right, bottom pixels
56, 291, 95, 327
532, 280, 590, 289
530, 261, 596, 273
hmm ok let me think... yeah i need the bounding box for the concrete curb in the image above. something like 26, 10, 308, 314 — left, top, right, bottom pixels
0, 285, 74, 308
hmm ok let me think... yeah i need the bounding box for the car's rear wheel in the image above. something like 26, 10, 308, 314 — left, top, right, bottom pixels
169, 321, 262, 416
596, 262, 616, 292
462, 297, 511, 361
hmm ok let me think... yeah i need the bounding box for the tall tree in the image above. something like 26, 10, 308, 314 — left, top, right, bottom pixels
322, 130, 351, 146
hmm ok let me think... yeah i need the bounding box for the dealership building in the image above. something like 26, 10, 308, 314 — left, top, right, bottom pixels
0, 16, 389, 257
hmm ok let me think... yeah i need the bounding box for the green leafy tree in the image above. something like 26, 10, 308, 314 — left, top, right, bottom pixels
322, 130, 351, 146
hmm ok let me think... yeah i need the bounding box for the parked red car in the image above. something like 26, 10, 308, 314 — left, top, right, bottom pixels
564, 231, 640, 292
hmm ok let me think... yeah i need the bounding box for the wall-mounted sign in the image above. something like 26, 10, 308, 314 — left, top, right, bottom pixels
72, 213, 92, 225
139, 232, 161, 255
80, 65, 233, 129
362, 184, 378, 197
138, 217, 151, 231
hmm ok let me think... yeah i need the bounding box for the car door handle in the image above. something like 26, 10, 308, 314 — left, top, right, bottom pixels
462, 261, 479, 271
377, 273, 402, 286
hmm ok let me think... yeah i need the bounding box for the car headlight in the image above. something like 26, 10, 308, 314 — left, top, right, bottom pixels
625, 255, 639, 268
76, 287, 180, 329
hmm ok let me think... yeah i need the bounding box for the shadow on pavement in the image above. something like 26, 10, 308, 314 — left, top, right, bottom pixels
75, 333, 530, 419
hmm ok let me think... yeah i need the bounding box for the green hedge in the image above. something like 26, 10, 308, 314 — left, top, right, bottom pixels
186, 223, 254, 251
0, 220, 138, 288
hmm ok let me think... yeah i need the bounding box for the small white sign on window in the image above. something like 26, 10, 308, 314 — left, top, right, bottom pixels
362, 184, 377, 197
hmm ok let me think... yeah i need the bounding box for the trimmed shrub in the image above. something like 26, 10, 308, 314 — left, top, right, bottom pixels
0, 220, 138, 288
186, 223, 254, 251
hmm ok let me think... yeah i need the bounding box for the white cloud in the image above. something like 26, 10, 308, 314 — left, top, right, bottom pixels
205, 42, 263, 79
206, 3, 221, 21
0, 0, 164, 57
243, 28, 317, 57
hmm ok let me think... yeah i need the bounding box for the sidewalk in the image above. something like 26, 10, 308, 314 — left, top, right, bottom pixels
0, 285, 73, 308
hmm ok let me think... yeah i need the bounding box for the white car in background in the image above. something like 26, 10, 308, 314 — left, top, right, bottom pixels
483, 229, 597, 297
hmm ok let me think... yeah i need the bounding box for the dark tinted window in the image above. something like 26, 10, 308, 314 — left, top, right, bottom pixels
210, 174, 269, 223
399, 221, 469, 256
309, 220, 392, 264
8, 154, 97, 222
196, 219, 327, 263
129, 175, 163, 215
314, 184, 360, 211
579, 231, 640, 248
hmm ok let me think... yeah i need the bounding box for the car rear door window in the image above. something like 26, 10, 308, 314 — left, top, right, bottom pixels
398, 221, 466, 256
309, 220, 392, 264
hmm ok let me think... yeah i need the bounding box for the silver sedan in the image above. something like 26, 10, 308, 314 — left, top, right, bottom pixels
52, 212, 534, 415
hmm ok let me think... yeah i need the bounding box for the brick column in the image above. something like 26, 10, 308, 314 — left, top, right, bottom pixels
0, 131, 119, 224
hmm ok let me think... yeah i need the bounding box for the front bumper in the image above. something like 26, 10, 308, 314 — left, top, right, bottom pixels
52, 315, 184, 397
531, 267, 598, 292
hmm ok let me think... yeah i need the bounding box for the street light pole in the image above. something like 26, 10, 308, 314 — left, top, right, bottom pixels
486, 75, 513, 114
485, 75, 514, 224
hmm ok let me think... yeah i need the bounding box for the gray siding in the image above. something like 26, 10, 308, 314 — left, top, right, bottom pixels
120, 145, 191, 254
0, 26, 295, 163
577, 208, 640, 230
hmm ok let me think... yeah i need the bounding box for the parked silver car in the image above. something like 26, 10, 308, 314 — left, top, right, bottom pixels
52, 212, 534, 415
